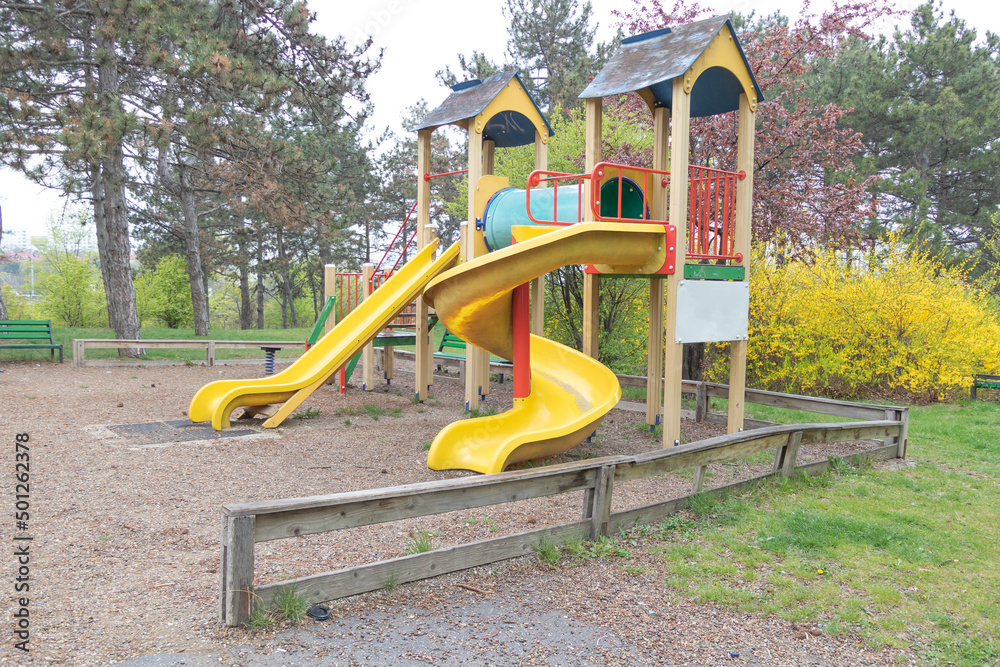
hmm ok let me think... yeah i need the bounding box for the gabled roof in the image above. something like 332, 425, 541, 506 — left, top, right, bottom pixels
579, 15, 764, 118
414, 70, 554, 148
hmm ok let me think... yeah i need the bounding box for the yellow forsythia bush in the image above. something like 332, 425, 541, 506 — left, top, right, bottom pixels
709, 242, 1000, 401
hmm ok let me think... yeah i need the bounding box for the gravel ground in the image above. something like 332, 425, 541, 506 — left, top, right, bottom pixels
0, 357, 911, 666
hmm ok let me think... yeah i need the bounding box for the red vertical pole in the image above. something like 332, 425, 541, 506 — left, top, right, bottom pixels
512, 282, 531, 400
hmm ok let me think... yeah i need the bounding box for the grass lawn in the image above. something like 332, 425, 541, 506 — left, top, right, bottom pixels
596, 400, 999, 666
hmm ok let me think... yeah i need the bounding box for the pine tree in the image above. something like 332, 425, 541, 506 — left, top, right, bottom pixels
817, 2, 1000, 269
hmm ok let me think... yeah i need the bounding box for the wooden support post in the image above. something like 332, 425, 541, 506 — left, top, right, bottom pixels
531, 131, 548, 336
323, 264, 337, 385
479, 140, 496, 398
583, 464, 615, 539
691, 465, 707, 493
582, 97, 602, 359
415, 130, 433, 401
362, 263, 375, 391
207, 341, 215, 367
695, 382, 708, 422
220, 514, 255, 626
464, 122, 486, 408
896, 408, 909, 458
727, 94, 756, 435
530, 277, 545, 336
423, 225, 438, 393
646, 279, 664, 427
645, 104, 670, 428
664, 80, 690, 448
383, 346, 394, 384
885, 408, 909, 457
772, 430, 803, 477
531, 130, 549, 336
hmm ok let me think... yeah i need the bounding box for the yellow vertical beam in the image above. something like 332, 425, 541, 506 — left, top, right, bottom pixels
582, 97, 602, 359
361, 262, 375, 392
464, 119, 485, 408
646, 105, 670, 427
664, 78, 691, 448
323, 263, 337, 385
728, 94, 755, 434
531, 129, 549, 335
323, 264, 336, 336
415, 129, 433, 401
479, 139, 496, 398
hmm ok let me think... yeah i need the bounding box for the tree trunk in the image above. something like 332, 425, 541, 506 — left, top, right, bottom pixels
94, 24, 140, 356
239, 235, 252, 330
279, 288, 288, 329
0, 207, 7, 320
180, 163, 210, 335
256, 238, 265, 329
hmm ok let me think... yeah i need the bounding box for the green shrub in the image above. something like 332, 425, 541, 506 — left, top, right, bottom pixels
38, 251, 106, 327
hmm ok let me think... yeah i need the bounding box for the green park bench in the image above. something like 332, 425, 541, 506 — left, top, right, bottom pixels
971, 374, 1000, 400
0, 320, 63, 362
436, 329, 512, 383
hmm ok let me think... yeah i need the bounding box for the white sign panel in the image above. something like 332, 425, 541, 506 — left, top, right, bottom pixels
674, 280, 750, 344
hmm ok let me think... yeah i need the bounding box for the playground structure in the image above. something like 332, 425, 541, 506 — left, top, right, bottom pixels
190, 15, 762, 474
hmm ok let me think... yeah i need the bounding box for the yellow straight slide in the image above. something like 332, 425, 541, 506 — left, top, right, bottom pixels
424, 222, 667, 474
189, 239, 460, 430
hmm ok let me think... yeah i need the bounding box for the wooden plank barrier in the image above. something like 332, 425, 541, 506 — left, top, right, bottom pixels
72, 339, 307, 368
219, 405, 906, 625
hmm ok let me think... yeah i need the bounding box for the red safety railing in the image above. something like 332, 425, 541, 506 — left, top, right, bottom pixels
591, 162, 670, 223
525, 170, 591, 226
335, 168, 471, 330
523, 162, 745, 263
685, 165, 744, 263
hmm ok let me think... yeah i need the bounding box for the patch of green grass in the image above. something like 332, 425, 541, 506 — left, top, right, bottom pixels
421, 441, 432, 451
621, 385, 648, 401
621, 401, 1000, 666
364, 404, 401, 420
272, 587, 310, 624
533, 536, 561, 565
245, 587, 310, 630
337, 404, 402, 420
343, 419, 351, 426
463, 515, 499, 532
292, 407, 322, 419
405, 531, 436, 554
383, 568, 399, 592
468, 404, 499, 418
564, 535, 631, 560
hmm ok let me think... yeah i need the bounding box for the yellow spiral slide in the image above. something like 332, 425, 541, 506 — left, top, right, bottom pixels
423, 222, 666, 473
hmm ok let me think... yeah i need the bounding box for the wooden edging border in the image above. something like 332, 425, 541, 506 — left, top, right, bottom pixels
219, 414, 905, 625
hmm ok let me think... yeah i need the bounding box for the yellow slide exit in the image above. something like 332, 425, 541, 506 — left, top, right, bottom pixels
424, 222, 667, 474
188, 239, 460, 430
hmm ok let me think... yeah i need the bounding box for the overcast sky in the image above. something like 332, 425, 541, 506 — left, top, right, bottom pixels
2, 0, 997, 236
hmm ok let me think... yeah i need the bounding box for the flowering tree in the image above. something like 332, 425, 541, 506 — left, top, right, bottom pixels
613, 0, 895, 255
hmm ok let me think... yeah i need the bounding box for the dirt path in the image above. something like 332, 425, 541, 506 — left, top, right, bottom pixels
0, 358, 911, 666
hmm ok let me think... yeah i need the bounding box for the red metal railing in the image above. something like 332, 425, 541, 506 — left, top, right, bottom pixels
524, 170, 591, 226
523, 162, 745, 263
591, 162, 669, 223
685, 165, 744, 263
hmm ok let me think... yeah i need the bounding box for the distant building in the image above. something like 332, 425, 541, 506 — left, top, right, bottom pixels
0, 228, 32, 252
